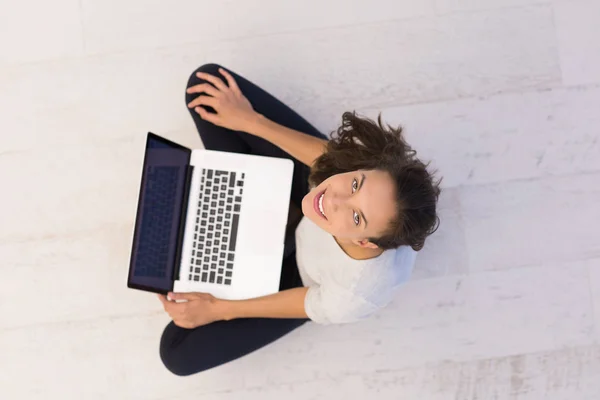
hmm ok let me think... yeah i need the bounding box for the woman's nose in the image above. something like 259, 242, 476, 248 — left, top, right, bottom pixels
329, 192, 348, 211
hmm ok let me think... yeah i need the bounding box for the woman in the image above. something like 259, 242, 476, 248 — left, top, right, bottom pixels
158, 63, 441, 376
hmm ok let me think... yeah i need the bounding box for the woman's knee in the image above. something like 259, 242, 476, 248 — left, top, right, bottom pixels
159, 322, 196, 377
186, 63, 225, 90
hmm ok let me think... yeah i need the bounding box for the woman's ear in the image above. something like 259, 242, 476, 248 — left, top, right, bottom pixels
355, 238, 379, 249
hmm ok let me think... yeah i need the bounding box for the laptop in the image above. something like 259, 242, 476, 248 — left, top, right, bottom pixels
127, 132, 294, 300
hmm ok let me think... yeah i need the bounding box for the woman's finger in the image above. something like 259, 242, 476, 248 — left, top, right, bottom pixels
195, 107, 220, 124
188, 95, 217, 109
186, 83, 220, 97
218, 68, 241, 94
158, 295, 174, 313
157, 294, 169, 306
196, 71, 227, 91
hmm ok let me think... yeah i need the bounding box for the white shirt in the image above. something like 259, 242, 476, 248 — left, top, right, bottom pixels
295, 216, 417, 324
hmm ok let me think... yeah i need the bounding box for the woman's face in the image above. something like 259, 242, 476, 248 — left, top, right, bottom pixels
301, 169, 397, 248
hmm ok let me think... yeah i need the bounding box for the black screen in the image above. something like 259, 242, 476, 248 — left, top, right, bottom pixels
128, 133, 191, 293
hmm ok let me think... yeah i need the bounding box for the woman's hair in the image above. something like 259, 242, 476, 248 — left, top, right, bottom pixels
309, 111, 441, 251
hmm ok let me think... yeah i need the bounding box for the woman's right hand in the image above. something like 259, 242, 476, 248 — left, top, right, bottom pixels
186, 68, 260, 132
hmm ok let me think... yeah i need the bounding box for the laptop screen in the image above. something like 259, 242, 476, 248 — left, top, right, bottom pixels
128, 133, 191, 293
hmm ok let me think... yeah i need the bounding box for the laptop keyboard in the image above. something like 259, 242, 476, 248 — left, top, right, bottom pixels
134, 166, 180, 277
189, 168, 245, 285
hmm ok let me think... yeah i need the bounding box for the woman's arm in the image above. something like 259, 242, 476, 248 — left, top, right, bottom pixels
218, 287, 309, 320
187, 68, 328, 168
160, 287, 309, 328
246, 115, 328, 167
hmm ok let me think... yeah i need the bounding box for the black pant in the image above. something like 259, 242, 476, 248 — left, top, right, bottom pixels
159, 63, 327, 376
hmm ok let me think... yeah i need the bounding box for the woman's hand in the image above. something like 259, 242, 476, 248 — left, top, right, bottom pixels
186, 68, 259, 132
158, 292, 224, 329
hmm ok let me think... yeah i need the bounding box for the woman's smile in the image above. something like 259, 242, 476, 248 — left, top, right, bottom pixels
313, 189, 327, 220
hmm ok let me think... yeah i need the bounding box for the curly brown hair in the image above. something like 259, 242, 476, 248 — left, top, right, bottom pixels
309, 112, 441, 251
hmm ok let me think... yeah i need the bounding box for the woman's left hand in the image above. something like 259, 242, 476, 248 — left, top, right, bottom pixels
158, 292, 224, 329
186, 68, 259, 133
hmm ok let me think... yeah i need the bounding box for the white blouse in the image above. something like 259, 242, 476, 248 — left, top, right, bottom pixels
295, 216, 417, 324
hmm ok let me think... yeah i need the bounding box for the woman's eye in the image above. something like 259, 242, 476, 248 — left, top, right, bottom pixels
353, 211, 360, 226
352, 178, 358, 193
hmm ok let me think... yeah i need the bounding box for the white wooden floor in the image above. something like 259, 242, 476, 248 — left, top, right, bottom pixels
1, 1, 599, 399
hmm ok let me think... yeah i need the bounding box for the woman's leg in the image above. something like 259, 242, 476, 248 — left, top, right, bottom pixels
162, 64, 315, 376
185, 63, 327, 207
186, 63, 321, 256
160, 256, 307, 376
160, 318, 307, 376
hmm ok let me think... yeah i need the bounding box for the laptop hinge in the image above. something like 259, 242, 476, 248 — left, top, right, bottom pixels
173, 165, 195, 282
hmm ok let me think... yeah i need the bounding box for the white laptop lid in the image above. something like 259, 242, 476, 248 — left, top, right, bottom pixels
174, 148, 294, 299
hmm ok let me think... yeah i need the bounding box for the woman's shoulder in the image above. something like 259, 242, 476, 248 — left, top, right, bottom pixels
364, 245, 417, 269
351, 246, 416, 301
